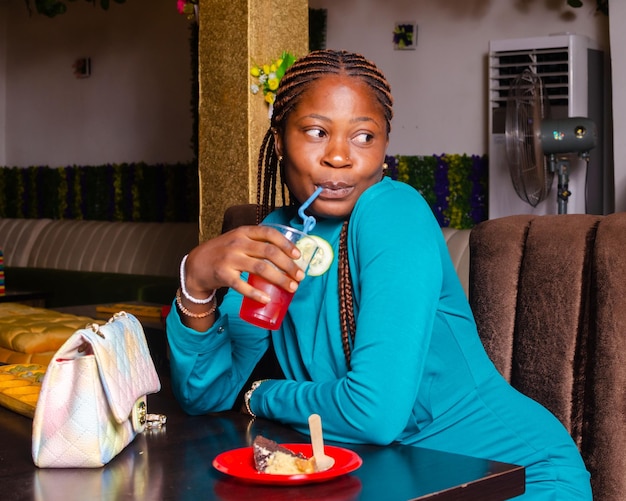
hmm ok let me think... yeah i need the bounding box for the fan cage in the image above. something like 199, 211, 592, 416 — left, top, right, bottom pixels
505, 70, 553, 207
487, 34, 609, 218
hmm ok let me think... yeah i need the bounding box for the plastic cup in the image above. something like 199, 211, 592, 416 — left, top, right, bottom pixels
240, 224, 320, 330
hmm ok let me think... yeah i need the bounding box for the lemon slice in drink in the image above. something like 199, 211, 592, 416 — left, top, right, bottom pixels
296, 235, 334, 276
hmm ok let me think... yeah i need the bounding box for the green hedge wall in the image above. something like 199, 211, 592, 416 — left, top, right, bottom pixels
0, 154, 487, 228
0, 162, 199, 222
385, 153, 488, 229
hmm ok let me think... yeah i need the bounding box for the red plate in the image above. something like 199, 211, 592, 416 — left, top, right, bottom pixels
212, 443, 362, 485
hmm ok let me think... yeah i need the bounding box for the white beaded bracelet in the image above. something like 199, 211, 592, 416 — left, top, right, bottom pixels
179, 254, 217, 304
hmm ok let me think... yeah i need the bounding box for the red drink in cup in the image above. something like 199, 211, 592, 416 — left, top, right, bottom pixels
240, 274, 295, 329
240, 224, 320, 330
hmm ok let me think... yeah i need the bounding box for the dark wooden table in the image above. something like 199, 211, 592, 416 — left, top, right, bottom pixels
0, 380, 525, 501
0, 289, 48, 307
52, 302, 167, 331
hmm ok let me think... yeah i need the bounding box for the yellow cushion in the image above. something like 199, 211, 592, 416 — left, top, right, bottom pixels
0, 363, 46, 418
0, 303, 95, 365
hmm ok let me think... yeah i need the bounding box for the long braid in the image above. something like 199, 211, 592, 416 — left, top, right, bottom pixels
338, 221, 356, 369
256, 50, 393, 368
256, 129, 280, 224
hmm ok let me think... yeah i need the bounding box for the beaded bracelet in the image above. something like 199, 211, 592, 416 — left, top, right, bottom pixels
175, 288, 216, 319
244, 379, 269, 419
179, 254, 217, 304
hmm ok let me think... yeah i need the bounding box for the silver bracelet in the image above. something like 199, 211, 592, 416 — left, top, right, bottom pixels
179, 254, 217, 304
244, 379, 269, 419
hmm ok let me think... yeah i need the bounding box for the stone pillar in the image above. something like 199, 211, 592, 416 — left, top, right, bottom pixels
197, 0, 308, 240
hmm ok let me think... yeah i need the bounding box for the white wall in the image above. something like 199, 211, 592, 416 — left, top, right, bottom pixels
0, 1, 7, 166
309, 0, 608, 157
2, 0, 617, 210
609, 2, 626, 212
1, 0, 194, 166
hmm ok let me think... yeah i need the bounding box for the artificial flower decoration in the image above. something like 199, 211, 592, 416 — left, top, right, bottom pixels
177, 0, 197, 20
250, 52, 297, 106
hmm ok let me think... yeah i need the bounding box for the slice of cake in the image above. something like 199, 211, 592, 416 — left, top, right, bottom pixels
252, 435, 317, 474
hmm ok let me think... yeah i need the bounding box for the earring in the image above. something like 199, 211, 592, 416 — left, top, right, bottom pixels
382, 162, 388, 171
278, 155, 284, 164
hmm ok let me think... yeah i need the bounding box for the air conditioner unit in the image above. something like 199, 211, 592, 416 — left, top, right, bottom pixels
488, 33, 612, 219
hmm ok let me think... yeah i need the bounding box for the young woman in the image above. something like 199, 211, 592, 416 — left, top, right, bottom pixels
167, 50, 591, 499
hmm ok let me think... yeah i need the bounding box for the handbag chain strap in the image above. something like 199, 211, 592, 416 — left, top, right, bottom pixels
83, 311, 167, 430
87, 311, 130, 340
135, 399, 167, 429
81, 312, 131, 346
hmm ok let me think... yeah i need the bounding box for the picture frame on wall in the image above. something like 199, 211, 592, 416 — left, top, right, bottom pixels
393, 22, 417, 50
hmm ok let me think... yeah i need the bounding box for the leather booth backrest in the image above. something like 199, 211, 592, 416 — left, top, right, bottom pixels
469, 212, 626, 500
0, 218, 53, 267
0, 218, 199, 277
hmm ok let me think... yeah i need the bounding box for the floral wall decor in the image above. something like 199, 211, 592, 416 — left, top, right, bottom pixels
250, 52, 297, 116
393, 23, 416, 50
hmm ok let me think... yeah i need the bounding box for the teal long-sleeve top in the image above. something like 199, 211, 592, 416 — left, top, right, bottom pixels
167, 178, 591, 498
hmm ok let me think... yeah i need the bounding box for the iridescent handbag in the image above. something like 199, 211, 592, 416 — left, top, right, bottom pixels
32, 312, 163, 468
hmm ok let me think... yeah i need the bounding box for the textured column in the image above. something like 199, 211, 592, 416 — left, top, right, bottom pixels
197, 0, 308, 240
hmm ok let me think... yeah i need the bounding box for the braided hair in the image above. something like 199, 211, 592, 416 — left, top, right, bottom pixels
256, 50, 394, 370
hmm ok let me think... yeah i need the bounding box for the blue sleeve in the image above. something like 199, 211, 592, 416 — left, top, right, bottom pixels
166, 288, 271, 415
252, 181, 449, 444
166, 207, 295, 415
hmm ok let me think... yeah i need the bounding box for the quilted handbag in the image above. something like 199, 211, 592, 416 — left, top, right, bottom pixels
32, 312, 162, 468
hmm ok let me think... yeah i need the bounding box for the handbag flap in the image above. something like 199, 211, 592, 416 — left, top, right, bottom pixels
81, 312, 161, 424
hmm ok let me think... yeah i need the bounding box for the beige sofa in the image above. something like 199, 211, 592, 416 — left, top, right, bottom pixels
441, 227, 470, 296
0, 212, 470, 368
0, 218, 199, 365
0, 218, 199, 307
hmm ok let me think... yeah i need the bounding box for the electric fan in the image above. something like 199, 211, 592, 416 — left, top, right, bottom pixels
505, 69, 597, 214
